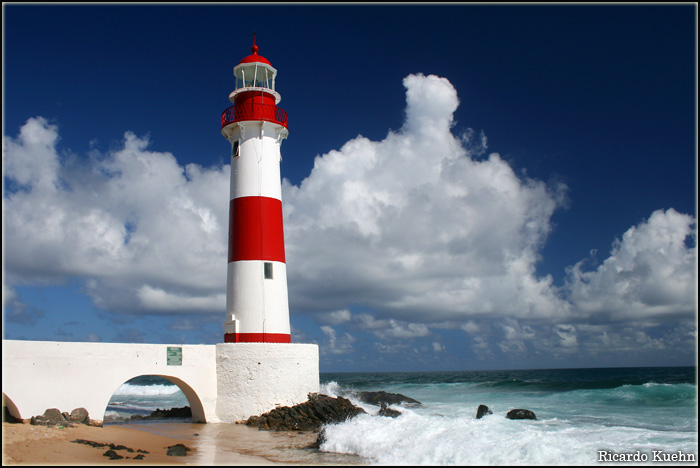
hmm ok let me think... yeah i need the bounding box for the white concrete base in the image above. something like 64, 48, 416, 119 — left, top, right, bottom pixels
2, 340, 319, 424
215, 343, 319, 422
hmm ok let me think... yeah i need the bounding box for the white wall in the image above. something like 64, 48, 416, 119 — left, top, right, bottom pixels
2, 340, 320, 424
215, 342, 319, 422
2, 340, 217, 422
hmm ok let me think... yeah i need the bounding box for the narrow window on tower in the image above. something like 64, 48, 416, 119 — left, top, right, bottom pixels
264, 262, 273, 279
232, 140, 240, 158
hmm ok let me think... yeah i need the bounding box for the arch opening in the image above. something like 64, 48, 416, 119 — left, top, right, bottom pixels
104, 375, 206, 424
2, 393, 22, 423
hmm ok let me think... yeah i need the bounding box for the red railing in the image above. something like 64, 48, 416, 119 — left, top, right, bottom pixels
221, 103, 288, 129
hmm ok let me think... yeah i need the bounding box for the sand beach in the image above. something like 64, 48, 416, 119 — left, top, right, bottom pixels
1, 421, 280, 466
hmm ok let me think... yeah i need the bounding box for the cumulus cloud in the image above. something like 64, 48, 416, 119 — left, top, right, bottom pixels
284, 73, 570, 325
3, 117, 229, 314
565, 208, 697, 322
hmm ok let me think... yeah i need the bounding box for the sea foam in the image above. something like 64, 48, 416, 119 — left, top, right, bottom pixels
319, 407, 697, 465
316, 376, 697, 465
112, 383, 182, 397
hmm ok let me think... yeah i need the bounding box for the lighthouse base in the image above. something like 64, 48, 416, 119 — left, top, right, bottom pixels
214, 342, 319, 422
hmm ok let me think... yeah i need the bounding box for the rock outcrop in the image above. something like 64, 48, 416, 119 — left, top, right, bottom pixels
166, 444, 191, 456
476, 404, 493, 419
245, 393, 366, 431
506, 408, 537, 420
69, 407, 90, 424
73, 439, 151, 460
103, 449, 123, 460
30, 407, 100, 427
31, 408, 64, 426
130, 406, 192, 420
73, 439, 149, 454
377, 402, 402, 418
349, 391, 421, 407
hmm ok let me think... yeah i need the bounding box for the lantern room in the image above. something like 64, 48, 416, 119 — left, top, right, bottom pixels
228, 40, 281, 106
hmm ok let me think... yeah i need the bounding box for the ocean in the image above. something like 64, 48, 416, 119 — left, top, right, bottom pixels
106, 366, 697, 465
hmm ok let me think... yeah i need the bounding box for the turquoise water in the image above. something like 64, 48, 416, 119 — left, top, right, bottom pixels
107, 367, 697, 465
318, 367, 697, 465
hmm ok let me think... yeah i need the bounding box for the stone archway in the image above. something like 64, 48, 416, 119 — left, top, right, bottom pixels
105, 374, 207, 424
160, 375, 207, 423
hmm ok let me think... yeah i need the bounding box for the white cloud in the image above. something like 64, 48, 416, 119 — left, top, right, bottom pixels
283, 73, 570, 325
353, 313, 430, 340
553, 324, 578, 348
2, 284, 44, 325
565, 208, 697, 322
317, 309, 353, 326
3, 118, 229, 314
2, 284, 17, 308
136, 285, 226, 311
461, 320, 480, 334
320, 325, 356, 355
501, 318, 536, 341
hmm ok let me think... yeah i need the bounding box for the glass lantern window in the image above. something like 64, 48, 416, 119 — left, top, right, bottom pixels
236, 64, 276, 91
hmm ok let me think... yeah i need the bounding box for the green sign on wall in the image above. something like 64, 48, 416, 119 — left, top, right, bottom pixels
167, 347, 182, 366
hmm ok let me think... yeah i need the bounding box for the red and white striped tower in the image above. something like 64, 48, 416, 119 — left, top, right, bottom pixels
221, 37, 291, 343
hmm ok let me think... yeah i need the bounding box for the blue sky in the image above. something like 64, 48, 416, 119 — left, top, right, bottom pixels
2, 4, 697, 372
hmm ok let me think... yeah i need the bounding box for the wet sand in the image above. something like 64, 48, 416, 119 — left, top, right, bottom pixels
111, 421, 364, 465
1, 421, 279, 466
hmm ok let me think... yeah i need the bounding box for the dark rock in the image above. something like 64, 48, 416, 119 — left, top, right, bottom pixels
133, 454, 145, 460
72, 439, 106, 448
72, 439, 146, 455
159, 406, 191, 418
31, 408, 66, 426
308, 427, 327, 450
506, 409, 537, 420
130, 406, 192, 420
350, 391, 421, 407
377, 402, 402, 418
43, 408, 65, 422
69, 407, 90, 424
108, 443, 130, 451
166, 444, 191, 456
476, 404, 493, 419
29, 408, 92, 426
103, 449, 123, 460
246, 393, 366, 432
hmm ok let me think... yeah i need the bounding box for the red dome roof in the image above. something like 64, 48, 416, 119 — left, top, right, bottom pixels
238, 40, 272, 67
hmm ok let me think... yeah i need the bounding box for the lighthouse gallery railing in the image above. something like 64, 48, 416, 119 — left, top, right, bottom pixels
221, 103, 288, 130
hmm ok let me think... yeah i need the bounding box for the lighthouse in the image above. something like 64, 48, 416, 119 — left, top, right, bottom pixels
221, 37, 291, 343
2, 39, 319, 425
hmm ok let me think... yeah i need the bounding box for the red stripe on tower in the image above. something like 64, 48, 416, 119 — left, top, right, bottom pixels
223, 332, 291, 344
228, 196, 286, 263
